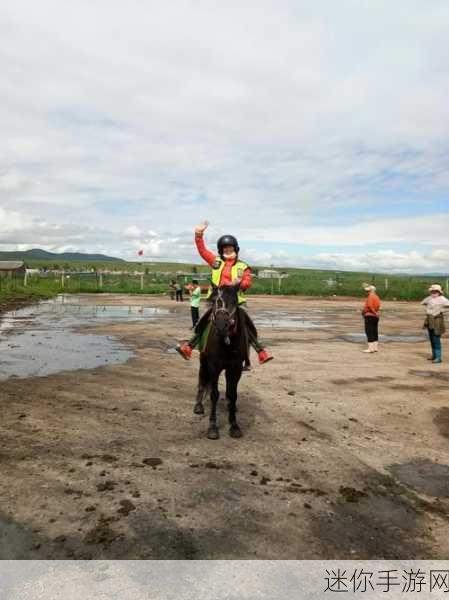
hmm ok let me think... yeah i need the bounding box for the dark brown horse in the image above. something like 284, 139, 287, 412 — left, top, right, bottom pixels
193, 284, 249, 439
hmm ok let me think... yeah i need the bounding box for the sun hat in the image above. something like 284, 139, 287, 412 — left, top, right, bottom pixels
363, 284, 376, 292
428, 283, 443, 294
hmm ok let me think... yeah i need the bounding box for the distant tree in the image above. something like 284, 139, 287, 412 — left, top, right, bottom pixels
192, 265, 198, 274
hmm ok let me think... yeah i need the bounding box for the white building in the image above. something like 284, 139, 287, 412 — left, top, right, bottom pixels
258, 269, 288, 279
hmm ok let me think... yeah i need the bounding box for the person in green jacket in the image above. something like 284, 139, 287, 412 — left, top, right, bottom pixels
190, 279, 201, 328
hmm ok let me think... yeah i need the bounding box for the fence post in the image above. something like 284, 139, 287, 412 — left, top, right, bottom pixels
99, 273, 103, 289
384, 278, 388, 290
61, 272, 65, 289
140, 273, 144, 291
24, 271, 28, 287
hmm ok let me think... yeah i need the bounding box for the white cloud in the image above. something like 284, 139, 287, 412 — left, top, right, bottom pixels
123, 225, 142, 239
241, 213, 449, 246
1, 1, 448, 271
303, 248, 449, 274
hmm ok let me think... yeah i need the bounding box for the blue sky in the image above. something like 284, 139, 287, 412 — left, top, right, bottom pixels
1, 0, 448, 273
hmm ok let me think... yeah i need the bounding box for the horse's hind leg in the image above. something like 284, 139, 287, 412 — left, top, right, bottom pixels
226, 368, 242, 438
207, 377, 220, 440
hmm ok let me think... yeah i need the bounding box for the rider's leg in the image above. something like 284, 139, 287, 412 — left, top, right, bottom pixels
176, 308, 212, 360
240, 307, 274, 364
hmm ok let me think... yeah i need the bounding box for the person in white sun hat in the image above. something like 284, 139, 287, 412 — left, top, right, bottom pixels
421, 283, 449, 364
362, 284, 381, 353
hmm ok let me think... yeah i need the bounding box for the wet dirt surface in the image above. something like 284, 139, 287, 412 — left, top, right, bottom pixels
0, 293, 448, 559
388, 459, 449, 498
434, 407, 449, 440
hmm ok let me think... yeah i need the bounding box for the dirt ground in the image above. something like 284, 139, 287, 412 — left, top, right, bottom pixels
1, 293, 448, 559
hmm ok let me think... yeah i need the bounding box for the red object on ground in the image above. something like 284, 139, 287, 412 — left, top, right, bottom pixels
258, 349, 274, 364
195, 234, 251, 290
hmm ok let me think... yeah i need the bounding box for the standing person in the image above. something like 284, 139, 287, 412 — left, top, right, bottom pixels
190, 279, 201, 328
175, 281, 183, 302
362, 284, 381, 353
422, 284, 449, 364
176, 220, 273, 364
169, 279, 176, 301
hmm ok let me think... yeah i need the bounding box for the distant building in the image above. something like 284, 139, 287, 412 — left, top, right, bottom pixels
0, 261, 26, 278
258, 269, 288, 279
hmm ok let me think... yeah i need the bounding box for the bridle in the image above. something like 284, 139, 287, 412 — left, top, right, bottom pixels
211, 288, 237, 344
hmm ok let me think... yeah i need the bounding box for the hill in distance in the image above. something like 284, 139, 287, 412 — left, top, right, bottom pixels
0, 248, 124, 262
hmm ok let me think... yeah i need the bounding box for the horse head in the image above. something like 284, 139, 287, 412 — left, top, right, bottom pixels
210, 284, 239, 344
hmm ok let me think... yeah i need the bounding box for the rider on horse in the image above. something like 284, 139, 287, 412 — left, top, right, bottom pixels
176, 220, 273, 365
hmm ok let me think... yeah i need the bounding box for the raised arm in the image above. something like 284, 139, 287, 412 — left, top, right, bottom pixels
194, 220, 217, 267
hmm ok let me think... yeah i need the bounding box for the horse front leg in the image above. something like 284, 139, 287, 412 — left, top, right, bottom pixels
207, 375, 220, 440
226, 367, 242, 438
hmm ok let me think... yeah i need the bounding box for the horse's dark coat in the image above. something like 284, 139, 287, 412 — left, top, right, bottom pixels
193, 285, 249, 439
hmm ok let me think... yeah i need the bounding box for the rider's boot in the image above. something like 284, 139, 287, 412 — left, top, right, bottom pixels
176, 342, 193, 360
246, 325, 274, 365
258, 349, 274, 364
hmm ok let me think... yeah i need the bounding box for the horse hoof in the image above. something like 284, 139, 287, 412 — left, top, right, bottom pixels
229, 425, 242, 438
207, 427, 220, 440
193, 403, 204, 415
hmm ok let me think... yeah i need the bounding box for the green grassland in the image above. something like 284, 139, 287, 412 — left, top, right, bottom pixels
2, 258, 447, 303
0, 277, 60, 310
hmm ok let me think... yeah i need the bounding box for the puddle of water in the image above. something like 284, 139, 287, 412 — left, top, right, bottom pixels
409, 370, 449, 381
0, 296, 174, 381
0, 330, 133, 381
389, 459, 449, 497
0, 298, 171, 334
339, 333, 426, 343
253, 310, 330, 329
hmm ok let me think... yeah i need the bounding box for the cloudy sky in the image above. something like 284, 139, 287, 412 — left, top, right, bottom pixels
1, 0, 448, 273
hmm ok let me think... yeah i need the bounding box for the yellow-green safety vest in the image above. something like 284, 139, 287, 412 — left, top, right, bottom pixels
207, 259, 249, 305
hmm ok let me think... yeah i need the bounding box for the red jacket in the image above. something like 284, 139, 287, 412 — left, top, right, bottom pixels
195, 234, 251, 290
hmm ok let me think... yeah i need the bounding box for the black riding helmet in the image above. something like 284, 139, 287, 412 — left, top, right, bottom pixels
217, 234, 240, 255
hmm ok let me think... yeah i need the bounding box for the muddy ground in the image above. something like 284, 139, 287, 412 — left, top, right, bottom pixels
0, 294, 448, 559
